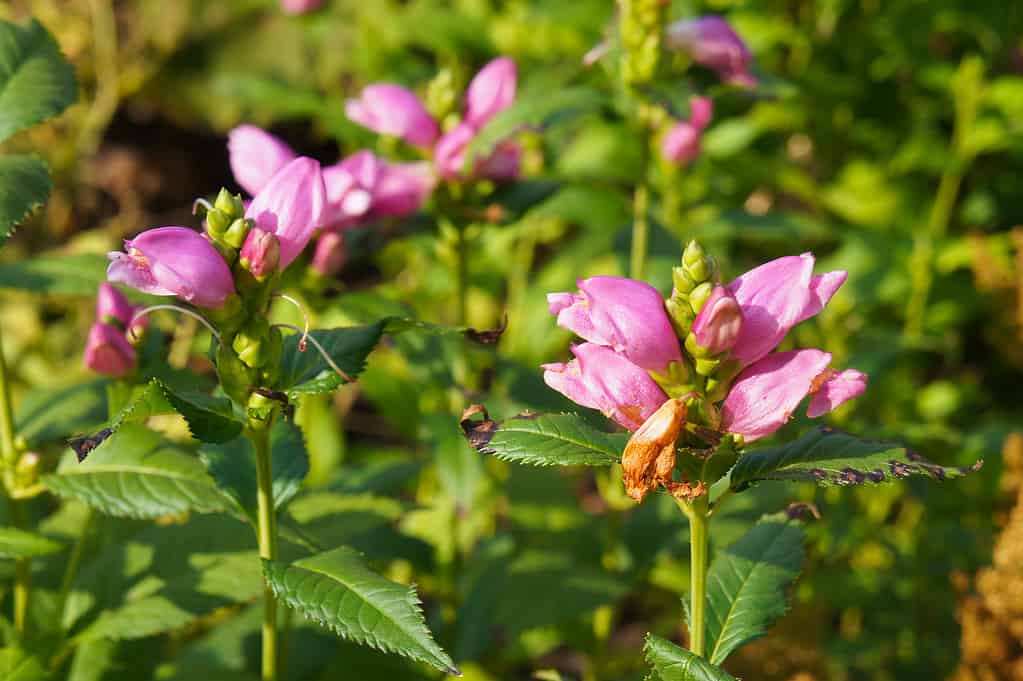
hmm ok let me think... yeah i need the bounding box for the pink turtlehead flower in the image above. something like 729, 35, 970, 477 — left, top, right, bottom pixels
345, 84, 439, 147
323, 151, 380, 229
548, 276, 682, 374
280, 0, 323, 14
96, 282, 147, 337
371, 161, 435, 217
311, 231, 346, 277
227, 125, 297, 197
721, 349, 867, 442
661, 97, 713, 164
434, 122, 477, 180
665, 16, 757, 87
690, 284, 742, 355
725, 253, 847, 368
464, 57, 517, 128
543, 343, 668, 431
246, 156, 327, 268
107, 227, 235, 309
84, 322, 136, 378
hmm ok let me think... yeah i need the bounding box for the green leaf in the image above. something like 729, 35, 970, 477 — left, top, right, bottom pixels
700, 513, 805, 665
14, 378, 108, 447
0, 253, 109, 296
160, 383, 244, 444
643, 634, 737, 681
0, 155, 50, 242
729, 427, 983, 491
200, 419, 309, 523
278, 322, 386, 397
0, 18, 77, 142
465, 85, 603, 165
262, 547, 458, 675
0, 646, 49, 681
460, 407, 625, 467
0, 526, 63, 559
43, 424, 230, 518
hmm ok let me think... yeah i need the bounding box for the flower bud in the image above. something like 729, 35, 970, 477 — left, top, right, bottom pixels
311, 231, 346, 277
464, 57, 517, 129
622, 397, 686, 502
216, 343, 258, 405
689, 285, 743, 355
682, 240, 713, 283
694, 357, 721, 376
205, 209, 231, 238
689, 282, 714, 313
239, 227, 281, 279
214, 188, 246, 219
84, 322, 136, 377
672, 265, 696, 295
96, 283, 134, 327
345, 83, 440, 147
665, 297, 695, 338
223, 218, 252, 249
107, 227, 235, 309
232, 318, 271, 369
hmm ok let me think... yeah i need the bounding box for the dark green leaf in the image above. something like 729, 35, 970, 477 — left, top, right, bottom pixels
700, 513, 805, 665
0, 646, 49, 681
0, 526, 64, 559
0, 155, 49, 242
644, 634, 737, 681
14, 378, 108, 447
43, 424, 230, 518
0, 18, 77, 141
262, 547, 458, 675
0, 253, 109, 295
729, 427, 983, 490
200, 419, 309, 523
278, 322, 386, 397
461, 406, 625, 467
160, 383, 244, 443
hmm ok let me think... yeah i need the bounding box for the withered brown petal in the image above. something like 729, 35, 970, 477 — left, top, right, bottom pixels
622, 398, 686, 502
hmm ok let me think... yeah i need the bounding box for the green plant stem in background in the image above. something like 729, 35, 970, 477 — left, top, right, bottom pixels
57, 507, 94, 624
0, 327, 30, 634
685, 495, 709, 657
630, 182, 650, 280
251, 422, 279, 681
456, 220, 469, 326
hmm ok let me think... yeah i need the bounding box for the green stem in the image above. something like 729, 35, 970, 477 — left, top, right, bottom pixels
0, 327, 29, 635
251, 423, 278, 681
686, 495, 709, 657
629, 182, 650, 281
57, 507, 94, 626
456, 220, 468, 327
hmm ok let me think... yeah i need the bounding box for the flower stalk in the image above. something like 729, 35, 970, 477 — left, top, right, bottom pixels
250, 419, 279, 681
0, 327, 30, 634
681, 494, 709, 657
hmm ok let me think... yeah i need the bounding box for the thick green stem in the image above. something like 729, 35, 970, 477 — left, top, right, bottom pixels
630, 182, 650, 280
0, 328, 29, 634
251, 423, 278, 681
687, 495, 709, 657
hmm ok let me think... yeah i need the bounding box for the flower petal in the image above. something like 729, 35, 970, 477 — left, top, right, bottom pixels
807, 369, 867, 418
464, 57, 517, 128
227, 125, 296, 196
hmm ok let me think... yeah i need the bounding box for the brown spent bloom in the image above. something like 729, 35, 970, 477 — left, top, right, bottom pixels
622, 397, 687, 502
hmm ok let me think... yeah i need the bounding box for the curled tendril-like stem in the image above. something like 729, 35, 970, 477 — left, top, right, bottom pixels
272, 294, 310, 351
129, 305, 221, 343
271, 323, 354, 384
192, 198, 214, 215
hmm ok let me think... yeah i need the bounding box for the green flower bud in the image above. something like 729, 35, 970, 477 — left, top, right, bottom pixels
232, 318, 271, 369
682, 240, 712, 282
223, 218, 252, 249
216, 341, 258, 405
214, 188, 244, 219
695, 357, 721, 377
689, 282, 714, 313
206, 209, 231, 237
684, 331, 711, 358
672, 265, 696, 295
665, 297, 695, 338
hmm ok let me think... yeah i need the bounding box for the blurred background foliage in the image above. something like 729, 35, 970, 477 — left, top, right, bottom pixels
2, 0, 1023, 679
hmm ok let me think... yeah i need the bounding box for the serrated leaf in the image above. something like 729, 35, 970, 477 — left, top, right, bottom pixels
278, 322, 386, 397
0, 155, 50, 242
0, 18, 77, 142
262, 547, 458, 675
729, 427, 983, 490
465, 85, 603, 165
699, 513, 805, 665
160, 383, 244, 443
200, 419, 309, 524
0, 646, 49, 681
0, 253, 109, 295
43, 424, 230, 518
0, 526, 64, 559
644, 634, 737, 681
460, 406, 625, 467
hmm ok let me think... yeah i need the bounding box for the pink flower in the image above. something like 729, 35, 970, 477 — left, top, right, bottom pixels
96, 283, 135, 326
665, 16, 757, 87
433, 122, 477, 180
107, 227, 235, 308
311, 231, 346, 277
345, 84, 439, 147
543, 343, 668, 431
464, 57, 517, 128
371, 161, 435, 217
83, 323, 136, 378
246, 156, 327, 268
239, 227, 281, 278
661, 97, 713, 164
280, 0, 323, 14
476, 140, 522, 181
323, 151, 379, 229
690, 284, 742, 355
227, 125, 296, 197
547, 276, 682, 374
720, 349, 867, 442
725, 253, 847, 367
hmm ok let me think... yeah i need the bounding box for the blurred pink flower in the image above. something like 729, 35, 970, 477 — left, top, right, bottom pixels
311, 231, 346, 277
84, 322, 136, 378
665, 16, 757, 87
345, 84, 439, 147
661, 97, 713, 164
280, 0, 324, 14
227, 125, 296, 196
464, 57, 518, 128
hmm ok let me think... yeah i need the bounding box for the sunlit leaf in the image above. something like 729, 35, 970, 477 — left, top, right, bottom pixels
0, 18, 77, 142
0, 526, 63, 559
644, 634, 737, 681
0, 155, 49, 243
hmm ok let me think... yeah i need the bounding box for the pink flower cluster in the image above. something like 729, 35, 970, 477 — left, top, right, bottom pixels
346, 57, 521, 181
665, 16, 757, 87
661, 97, 712, 165
83, 284, 147, 377
543, 255, 866, 443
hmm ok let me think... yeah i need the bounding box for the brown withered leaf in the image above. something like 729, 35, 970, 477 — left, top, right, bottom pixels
68, 428, 114, 462
465, 315, 507, 345
460, 404, 498, 451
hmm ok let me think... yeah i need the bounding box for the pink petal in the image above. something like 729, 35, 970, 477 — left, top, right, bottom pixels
95, 283, 135, 326
433, 122, 476, 180
83, 322, 136, 377
575, 343, 668, 431
464, 57, 517, 128
797, 270, 848, 325
542, 359, 603, 412
227, 125, 296, 197
346, 84, 439, 147
689, 96, 714, 130
807, 369, 867, 418
721, 349, 832, 442
371, 161, 436, 217
246, 157, 327, 268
